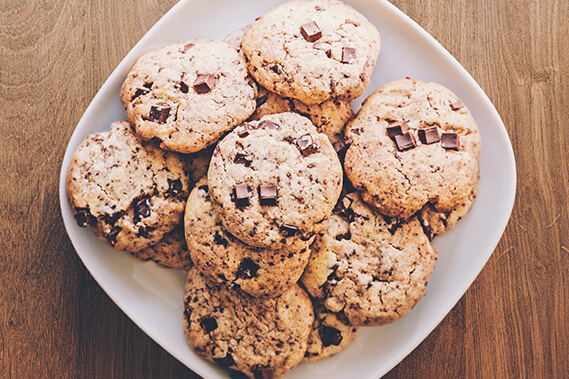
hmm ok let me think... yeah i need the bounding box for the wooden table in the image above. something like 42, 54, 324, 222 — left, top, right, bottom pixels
2, 0, 567, 377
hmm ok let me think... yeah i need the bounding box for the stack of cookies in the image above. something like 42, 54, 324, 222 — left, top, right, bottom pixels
66, 0, 481, 378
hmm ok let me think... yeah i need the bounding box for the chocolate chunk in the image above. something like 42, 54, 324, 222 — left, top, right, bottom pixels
106, 226, 121, 246
269, 63, 283, 75
394, 132, 416, 151
280, 224, 298, 237
137, 225, 154, 238
143, 82, 153, 89
234, 152, 254, 167
237, 258, 260, 279
335, 232, 351, 241
300, 21, 322, 42
320, 325, 343, 347
449, 98, 464, 111
180, 42, 195, 53
131, 87, 150, 102
199, 317, 218, 333
233, 184, 250, 207
441, 132, 459, 150
193, 74, 216, 94
134, 196, 151, 220
351, 127, 363, 135
214, 353, 235, 368
341, 47, 356, 63
258, 185, 277, 206
418, 126, 440, 145
252, 367, 274, 379
313, 42, 332, 57
332, 135, 353, 153
296, 134, 319, 156
175, 81, 189, 94
258, 120, 279, 130
198, 184, 209, 194
74, 208, 96, 227
148, 104, 170, 124
213, 231, 229, 247
167, 178, 183, 196
386, 121, 410, 139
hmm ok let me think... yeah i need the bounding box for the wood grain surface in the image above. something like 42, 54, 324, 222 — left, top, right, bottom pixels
1, 0, 567, 378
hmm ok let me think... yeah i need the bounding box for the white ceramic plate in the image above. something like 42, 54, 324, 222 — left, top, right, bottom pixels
59, 0, 516, 377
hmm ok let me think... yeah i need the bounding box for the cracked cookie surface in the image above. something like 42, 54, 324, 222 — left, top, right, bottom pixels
185, 177, 311, 298
207, 112, 343, 250
66, 121, 190, 252
120, 39, 256, 153
344, 78, 481, 220
301, 192, 437, 326
183, 267, 313, 379
241, 0, 381, 105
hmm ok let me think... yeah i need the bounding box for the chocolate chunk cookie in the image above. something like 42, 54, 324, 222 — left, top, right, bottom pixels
207, 112, 343, 250
183, 267, 313, 378
303, 301, 358, 362
131, 224, 192, 270
120, 39, 257, 153
344, 78, 481, 219
185, 177, 311, 298
301, 192, 437, 326
223, 26, 354, 144
66, 121, 190, 252
242, 0, 381, 105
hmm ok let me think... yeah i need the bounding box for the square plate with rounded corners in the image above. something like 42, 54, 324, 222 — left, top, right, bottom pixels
59, 0, 516, 378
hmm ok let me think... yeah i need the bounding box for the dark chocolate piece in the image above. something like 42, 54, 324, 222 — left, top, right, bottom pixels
258, 120, 279, 130
167, 178, 183, 196
449, 98, 464, 111
320, 325, 343, 347
143, 82, 153, 89
234, 152, 254, 167
131, 87, 150, 102
213, 231, 229, 247
418, 126, 440, 145
148, 104, 170, 124
332, 135, 353, 153
258, 185, 277, 206
180, 42, 195, 53
394, 132, 416, 151
300, 21, 322, 42
213, 353, 235, 368
341, 47, 356, 63
281, 224, 298, 236
74, 208, 96, 227
193, 74, 216, 94
106, 226, 121, 246
175, 81, 189, 94
199, 317, 218, 333
237, 258, 260, 279
233, 184, 250, 207
134, 196, 151, 219
386, 121, 410, 139
441, 132, 459, 150
296, 133, 319, 156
